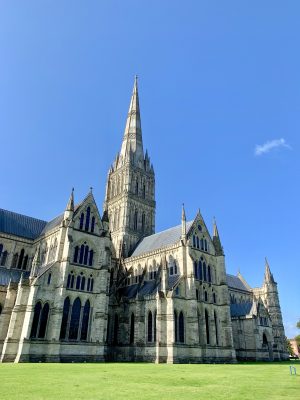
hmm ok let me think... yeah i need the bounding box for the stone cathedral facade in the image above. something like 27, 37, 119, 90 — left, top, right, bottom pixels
0, 78, 288, 363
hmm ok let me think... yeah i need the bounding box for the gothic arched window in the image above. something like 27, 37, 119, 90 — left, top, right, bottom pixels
193, 235, 196, 247
179, 312, 184, 343
200, 238, 204, 251
141, 213, 145, 232
203, 262, 207, 281
84, 245, 89, 265
76, 276, 81, 290
204, 291, 208, 301
90, 278, 94, 292
71, 274, 75, 288
17, 249, 25, 269
81, 277, 85, 291
174, 310, 178, 342
11, 253, 18, 268
38, 303, 49, 339
79, 245, 84, 264
135, 180, 139, 195
194, 261, 198, 278
80, 300, 90, 341
85, 207, 90, 231
67, 274, 71, 288
74, 246, 79, 263
69, 297, 81, 340
208, 265, 212, 283
89, 250, 94, 266
198, 260, 203, 280
1, 251, 7, 266
134, 210, 138, 230
22, 255, 28, 270
91, 217, 95, 233
147, 311, 153, 342
205, 309, 210, 344
130, 313, 135, 344
60, 297, 70, 340
142, 184, 146, 199
196, 236, 199, 249
214, 311, 219, 345
79, 213, 84, 230
30, 301, 42, 338
204, 239, 208, 252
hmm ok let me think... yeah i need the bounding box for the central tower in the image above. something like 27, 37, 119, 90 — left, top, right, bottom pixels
104, 77, 155, 257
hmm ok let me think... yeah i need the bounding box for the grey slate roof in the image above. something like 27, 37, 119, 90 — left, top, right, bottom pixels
132, 221, 194, 257
230, 302, 253, 317
168, 274, 180, 289
0, 267, 30, 286
0, 197, 90, 241
118, 272, 181, 299
227, 274, 250, 292
0, 209, 47, 240
39, 214, 63, 236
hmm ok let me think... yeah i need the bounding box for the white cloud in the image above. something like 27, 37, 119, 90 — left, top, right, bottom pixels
254, 138, 291, 156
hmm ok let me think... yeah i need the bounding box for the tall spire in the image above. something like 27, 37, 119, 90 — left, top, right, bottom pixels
264, 257, 275, 283
212, 218, 224, 256
120, 76, 144, 163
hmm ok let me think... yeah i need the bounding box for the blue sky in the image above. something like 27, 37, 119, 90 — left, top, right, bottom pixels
0, 1, 299, 337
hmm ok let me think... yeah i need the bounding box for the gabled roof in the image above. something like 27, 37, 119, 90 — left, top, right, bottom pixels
0, 267, 30, 286
131, 221, 194, 257
0, 209, 47, 240
227, 274, 251, 292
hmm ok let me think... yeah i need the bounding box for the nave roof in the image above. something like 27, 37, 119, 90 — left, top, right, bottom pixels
226, 274, 251, 292
0, 208, 47, 240
131, 221, 194, 257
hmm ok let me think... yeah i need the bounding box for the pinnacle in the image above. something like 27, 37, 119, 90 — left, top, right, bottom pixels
66, 188, 74, 212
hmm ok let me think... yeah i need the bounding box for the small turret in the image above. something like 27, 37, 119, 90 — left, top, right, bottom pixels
212, 218, 224, 256
181, 203, 187, 242
64, 188, 74, 220
102, 209, 110, 232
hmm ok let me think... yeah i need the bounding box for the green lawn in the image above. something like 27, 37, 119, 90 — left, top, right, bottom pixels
0, 362, 299, 400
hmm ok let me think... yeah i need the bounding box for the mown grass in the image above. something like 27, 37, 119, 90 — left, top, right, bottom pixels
0, 361, 299, 400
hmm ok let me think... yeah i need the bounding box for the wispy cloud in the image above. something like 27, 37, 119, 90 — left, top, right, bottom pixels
254, 138, 291, 156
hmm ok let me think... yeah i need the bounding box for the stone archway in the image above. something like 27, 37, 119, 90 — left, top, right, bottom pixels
262, 331, 273, 361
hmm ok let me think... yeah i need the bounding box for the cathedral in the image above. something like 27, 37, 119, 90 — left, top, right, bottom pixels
0, 78, 288, 363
